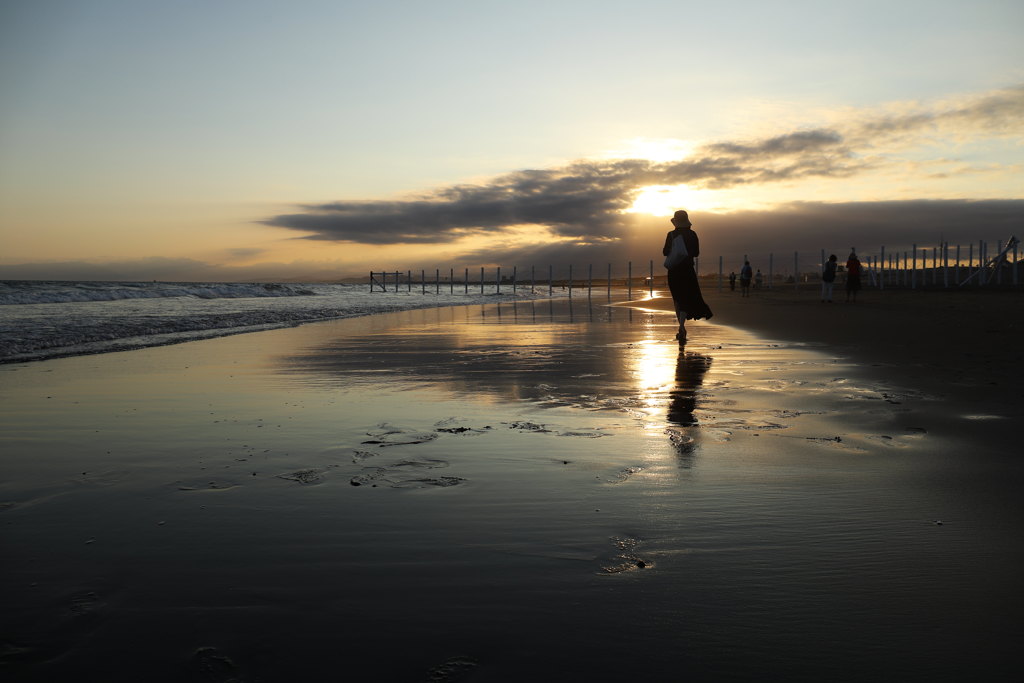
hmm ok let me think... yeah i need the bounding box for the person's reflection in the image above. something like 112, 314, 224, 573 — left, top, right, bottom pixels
667, 350, 712, 461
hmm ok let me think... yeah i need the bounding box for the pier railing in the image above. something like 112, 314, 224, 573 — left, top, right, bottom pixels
369, 236, 1021, 296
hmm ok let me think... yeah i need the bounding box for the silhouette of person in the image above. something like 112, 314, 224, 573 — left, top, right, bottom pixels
667, 350, 712, 460
754, 269, 764, 290
739, 260, 752, 297
845, 249, 862, 303
662, 210, 713, 344
728, 271, 736, 291
821, 254, 837, 303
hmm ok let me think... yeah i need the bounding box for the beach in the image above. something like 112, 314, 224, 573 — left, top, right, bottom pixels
2, 290, 1022, 682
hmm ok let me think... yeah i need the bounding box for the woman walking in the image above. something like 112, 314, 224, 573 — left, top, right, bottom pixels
662, 210, 713, 343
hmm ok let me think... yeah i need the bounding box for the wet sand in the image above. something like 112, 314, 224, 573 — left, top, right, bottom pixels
2, 296, 1022, 682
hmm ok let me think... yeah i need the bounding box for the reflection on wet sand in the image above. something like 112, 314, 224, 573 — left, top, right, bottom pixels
667, 351, 712, 461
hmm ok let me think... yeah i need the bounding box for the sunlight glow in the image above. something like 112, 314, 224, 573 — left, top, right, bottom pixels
625, 184, 716, 216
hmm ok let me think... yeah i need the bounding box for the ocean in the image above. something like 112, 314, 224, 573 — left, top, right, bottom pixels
0, 280, 542, 363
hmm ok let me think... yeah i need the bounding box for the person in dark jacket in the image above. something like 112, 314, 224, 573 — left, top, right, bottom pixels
662, 210, 713, 343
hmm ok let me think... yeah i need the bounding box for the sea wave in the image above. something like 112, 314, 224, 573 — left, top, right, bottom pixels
0, 280, 319, 305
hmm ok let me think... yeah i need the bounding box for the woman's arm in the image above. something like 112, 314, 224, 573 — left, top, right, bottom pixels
686, 231, 700, 259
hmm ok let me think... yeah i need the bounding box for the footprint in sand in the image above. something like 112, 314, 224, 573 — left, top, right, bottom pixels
361, 423, 439, 447
350, 459, 465, 489
276, 468, 323, 484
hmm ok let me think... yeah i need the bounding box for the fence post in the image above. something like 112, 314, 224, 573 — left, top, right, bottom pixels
879, 246, 885, 290
911, 245, 917, 289
1014, 239, 1019, 287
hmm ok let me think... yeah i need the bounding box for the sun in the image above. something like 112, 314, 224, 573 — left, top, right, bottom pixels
625, 184, 711, 217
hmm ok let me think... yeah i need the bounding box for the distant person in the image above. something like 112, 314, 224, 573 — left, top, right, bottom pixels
845, 249, 862, 303
662, 210, 713, 343
739, 261, 752, 297
821, 254, 837, 303
754, 269, 764, 290
728, 271, 736, 291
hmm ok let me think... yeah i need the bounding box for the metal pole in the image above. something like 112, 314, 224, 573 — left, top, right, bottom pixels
548, 265, 553, 297
450, 268, 454, 294
480, 267, 484, 295
407, 270, 412, 293
568, 264, 573, 298
496, 266, 501, 295
464, 267, 468, 294
436, 269, 440, 295
649, 260, 654, 296
588, 263, 593, 298
627, 261, 632, 300
513, 266, 517, 294
607, 263, 612, 297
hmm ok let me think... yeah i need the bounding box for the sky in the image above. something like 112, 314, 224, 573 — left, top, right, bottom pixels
1, 0, 1022, 281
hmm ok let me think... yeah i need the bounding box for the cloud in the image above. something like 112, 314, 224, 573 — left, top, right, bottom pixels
6, 199, 1022, 281
263, 85, 1023, 249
